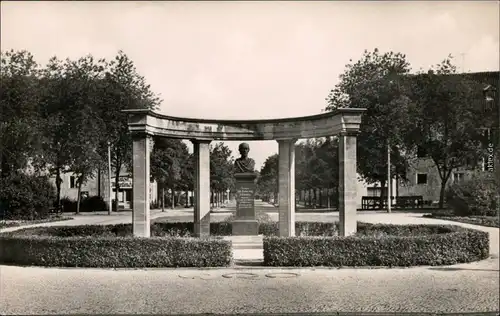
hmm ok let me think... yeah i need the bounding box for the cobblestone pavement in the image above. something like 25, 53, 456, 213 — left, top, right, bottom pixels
1, 201, 499, 314
1, 260, 498, 315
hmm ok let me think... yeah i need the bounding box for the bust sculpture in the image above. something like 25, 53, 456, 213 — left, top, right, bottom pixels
234, 142, 255, 173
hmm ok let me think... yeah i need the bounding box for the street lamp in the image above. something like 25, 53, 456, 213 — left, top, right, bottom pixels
483, 85, 498, 173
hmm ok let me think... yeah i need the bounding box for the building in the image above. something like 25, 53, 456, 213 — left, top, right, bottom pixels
54, 166, 158, 210
378, 71, 499, 203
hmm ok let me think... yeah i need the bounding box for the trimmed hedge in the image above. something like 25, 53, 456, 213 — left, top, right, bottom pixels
1, 222, 489, 268
0, 225, 232, 268
423, 214, 500, 228
263, 224, 489, 267
7, 221, 446, 238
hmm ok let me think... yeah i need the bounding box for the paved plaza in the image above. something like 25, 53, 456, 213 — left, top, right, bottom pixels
1, 201, 499, 314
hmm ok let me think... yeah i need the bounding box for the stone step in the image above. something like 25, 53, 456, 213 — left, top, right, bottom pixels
232, 244, 263, 249
222, 235, 264, 243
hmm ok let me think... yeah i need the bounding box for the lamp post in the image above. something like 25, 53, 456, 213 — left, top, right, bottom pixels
483, 85, 498, 173
107, 142, 112, 215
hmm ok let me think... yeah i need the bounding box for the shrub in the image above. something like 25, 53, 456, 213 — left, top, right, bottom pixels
223, 210, 274, 224
81, 196, 108, 212
60, 196, 109, 213
263, 224, 489, 267
0, 224, 232, 268
446, 172, 499, 217
0, 173, 56, 220
60, 197, 77, 213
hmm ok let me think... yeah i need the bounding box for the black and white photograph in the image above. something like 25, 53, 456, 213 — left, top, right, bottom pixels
0, 1, 499, 315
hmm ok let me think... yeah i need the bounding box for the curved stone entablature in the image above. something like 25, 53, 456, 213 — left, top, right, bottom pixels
123, 108, 366, 141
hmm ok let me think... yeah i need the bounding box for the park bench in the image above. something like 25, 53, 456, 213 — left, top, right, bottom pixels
361, 196, 424, 210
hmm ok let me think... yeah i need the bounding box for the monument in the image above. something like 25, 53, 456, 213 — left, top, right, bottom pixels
232, 142, 258, 235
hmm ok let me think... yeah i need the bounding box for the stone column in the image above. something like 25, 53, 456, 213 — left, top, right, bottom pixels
132, 133, 151, 237
277, 139, 296, 237
192, 140, 211, 237
339, 132, 358, 236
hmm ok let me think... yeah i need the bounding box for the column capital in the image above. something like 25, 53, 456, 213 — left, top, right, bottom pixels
276, 138, 298, 144
338, 129, 360, 137
131, 131, 153, 140
190, 139, 212, 145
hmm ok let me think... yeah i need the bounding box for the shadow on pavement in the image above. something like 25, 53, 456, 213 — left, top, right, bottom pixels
233, 260, 264, 267
427, 267, 499, 272
165, 312, 499, 316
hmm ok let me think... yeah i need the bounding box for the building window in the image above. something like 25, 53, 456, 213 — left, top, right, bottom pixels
454, 172, 465, 183
417, 146, 428, 158
367, 187, 381, 197
416, 173, 427, 184
70, 176, 76, 188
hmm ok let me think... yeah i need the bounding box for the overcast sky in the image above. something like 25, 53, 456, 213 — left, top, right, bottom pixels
2, 1, 499, 168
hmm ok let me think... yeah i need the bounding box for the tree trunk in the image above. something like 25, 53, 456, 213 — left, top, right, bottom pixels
76, 174, 83, 214
171, 189, 175, 209
395, 174, 399, 198
114, 168, 120, 212
439, 180, 447, 209
319, 189, 323, 208
55, 167, 62, 213
379, 180, 386, 210
97, 168, 101, 198
327, 187, 331, 209
161, 186, 165, 212
185, 189, 189, 207
437, 168, 453, 209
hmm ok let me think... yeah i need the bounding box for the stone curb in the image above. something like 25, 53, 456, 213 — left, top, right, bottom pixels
2, 256, 496, 272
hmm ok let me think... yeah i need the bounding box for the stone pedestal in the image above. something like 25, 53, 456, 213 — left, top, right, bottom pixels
232, 172, 258, 236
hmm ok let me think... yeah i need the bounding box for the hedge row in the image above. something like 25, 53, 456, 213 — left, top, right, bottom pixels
1, 222, 489, 268
0, 234, 232, 268
3, 221, 464, 238
423, 214, 500, 228
263, 224, 489, 267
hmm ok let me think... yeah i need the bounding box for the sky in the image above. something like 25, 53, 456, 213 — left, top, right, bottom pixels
2, 1, 499, 168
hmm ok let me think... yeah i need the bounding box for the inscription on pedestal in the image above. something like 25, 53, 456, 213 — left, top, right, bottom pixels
237, 187, 254, 209
235, 178, 256, 219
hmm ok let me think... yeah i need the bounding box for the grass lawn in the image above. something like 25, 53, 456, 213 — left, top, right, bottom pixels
153, 210, 340, 224
0, 216, 74, 229
423, 214, 499, 228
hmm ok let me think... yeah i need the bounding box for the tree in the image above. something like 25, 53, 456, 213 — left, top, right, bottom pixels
36, 56, 81, 210
0, 50, 42, 177
210, 142, 234, 207
294, 138, 339, 208
97, 51, 161, 211
63, 55, 107, 214
150, 137, 188, 210
315, 137, 339, 208
258, 154, 279, 203
325, 48, 413, 206
405, 56, 487, 208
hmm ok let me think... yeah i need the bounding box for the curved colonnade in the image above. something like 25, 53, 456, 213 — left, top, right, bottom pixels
124, 108, 365, 238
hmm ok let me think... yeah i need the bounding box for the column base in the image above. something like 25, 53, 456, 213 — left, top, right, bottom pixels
232, 220, 259, 236
194, 213, 211, 238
